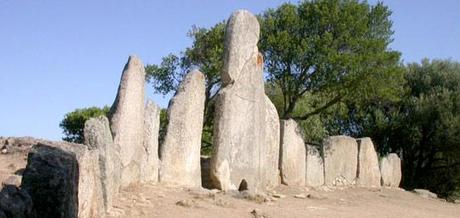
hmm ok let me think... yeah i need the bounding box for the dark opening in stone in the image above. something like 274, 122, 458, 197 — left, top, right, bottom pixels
238, 179, 248, 191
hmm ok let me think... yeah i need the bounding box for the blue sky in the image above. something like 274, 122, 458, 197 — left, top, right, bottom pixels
0, 0, 459, 140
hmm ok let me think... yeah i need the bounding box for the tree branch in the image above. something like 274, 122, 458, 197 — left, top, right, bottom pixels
292, 95, 343, 120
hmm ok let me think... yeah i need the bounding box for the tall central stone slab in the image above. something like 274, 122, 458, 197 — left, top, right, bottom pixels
211, 10, 278, 193
160, 70, 206, 188
109, 55, 146, 187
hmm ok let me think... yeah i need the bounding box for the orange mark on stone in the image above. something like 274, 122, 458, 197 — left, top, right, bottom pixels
257, 53, 263, 67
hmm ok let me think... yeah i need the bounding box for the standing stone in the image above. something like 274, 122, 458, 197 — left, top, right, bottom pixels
160, 71, 205, 188
323, 136, 358, 186
141, 99, 161, 183
109, 55, 146, 187
211, 10, 277, 193
84, 116, 121, 210
262, 96, 280, 189
21, 142, 104, 218
380, 153, 402, 187
306, 144, 324, 187
356, 138, 381, 188
280, 119, 306, 186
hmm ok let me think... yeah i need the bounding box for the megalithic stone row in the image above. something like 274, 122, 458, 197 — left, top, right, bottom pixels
210, 10, 280, 193
306, 144, 324, 187
380, 153, 402, 187
160, 70, 205, 188
141, 99, 161, 183
356, 138, 381, 187
84, 116, 121, 210
280, 119, 306, 186
323, 136, 358, 186
109, 55, 146, 187
21, 142, 104, 218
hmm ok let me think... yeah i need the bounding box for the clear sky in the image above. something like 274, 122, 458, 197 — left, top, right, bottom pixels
1, 0, 459, 140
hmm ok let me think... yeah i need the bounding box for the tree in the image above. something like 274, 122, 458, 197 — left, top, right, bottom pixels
259, 0, 403, 120
321, 59, 460, 199
397, 59, 460, 198
147, 0, 403, 150
60, 106, 110, 143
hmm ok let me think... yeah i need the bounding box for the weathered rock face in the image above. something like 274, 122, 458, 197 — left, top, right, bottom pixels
141, 99, 161, 183
380, 153, 402, 187
109, 55, 146, 187
323, 136, 358, 186
160, 71, 205, 188
306, 144, 324, 187
356, 138, 381, 188
0, 185, 35, 218
262, 96, 281, 189
280, 119, 306, 186
21, 142, 104, 218
211, 10, 278, 193
84, 116, 121, 209
220, 10, 261, 86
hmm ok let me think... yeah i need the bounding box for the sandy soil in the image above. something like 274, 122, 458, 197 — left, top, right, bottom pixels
108, 184, 460, 218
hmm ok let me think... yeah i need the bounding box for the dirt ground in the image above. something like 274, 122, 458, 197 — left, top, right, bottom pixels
107, 184, 460, 218
1, 142, 459, 218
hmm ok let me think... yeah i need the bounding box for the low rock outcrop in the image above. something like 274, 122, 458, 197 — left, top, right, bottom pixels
412, 189, 438, 199
0, 137, 49, 154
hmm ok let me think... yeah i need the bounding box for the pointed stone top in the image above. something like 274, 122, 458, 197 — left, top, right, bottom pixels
125, 55, 144, 69
169, 70, 205, 100
182, 69, 204, 83
188, 69, 205, 79
229, 10, 259, 25
222, 9, 260, 85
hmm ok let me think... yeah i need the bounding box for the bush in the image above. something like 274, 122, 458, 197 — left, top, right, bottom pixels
59, 106, 110, 143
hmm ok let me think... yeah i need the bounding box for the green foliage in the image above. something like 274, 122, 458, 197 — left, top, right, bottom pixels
145, 22, 225, 99
59, 106, 110, 143
259, 0, 403, 119
316, 59, 460, 199
398, 59, 460, 198
148, 0, 402, 155
158, 108, 168, 146
266, 83, 329, 145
